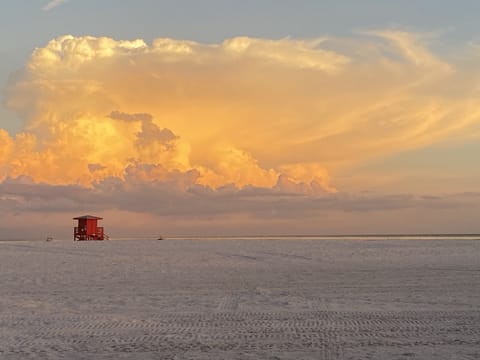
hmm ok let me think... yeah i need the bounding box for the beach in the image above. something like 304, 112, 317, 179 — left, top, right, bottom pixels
0, 237, 479, 359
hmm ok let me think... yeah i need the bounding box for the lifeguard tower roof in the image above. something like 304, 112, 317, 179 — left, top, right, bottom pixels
73, 215, 103, 220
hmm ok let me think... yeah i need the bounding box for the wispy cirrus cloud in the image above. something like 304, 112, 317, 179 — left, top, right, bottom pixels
43, 0, 68, 11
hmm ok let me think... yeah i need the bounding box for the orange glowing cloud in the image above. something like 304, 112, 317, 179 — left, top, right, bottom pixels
1, 33, 479, 194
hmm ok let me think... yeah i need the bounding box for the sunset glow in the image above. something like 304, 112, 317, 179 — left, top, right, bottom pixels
1, 2, 480, 237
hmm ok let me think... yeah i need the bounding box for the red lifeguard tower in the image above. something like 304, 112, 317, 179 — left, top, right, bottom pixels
73, 215, 106, 241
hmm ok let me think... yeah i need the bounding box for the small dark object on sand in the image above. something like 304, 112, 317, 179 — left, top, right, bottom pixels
157, 236, 164, 240
46, 237, 53, 242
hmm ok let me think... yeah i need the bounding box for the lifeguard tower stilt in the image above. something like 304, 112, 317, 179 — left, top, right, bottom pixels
73, 215, 107, 241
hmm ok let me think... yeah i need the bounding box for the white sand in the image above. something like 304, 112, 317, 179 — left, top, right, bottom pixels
0, 238, 479, 359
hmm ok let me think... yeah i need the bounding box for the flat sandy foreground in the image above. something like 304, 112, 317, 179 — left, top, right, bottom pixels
0, 238, 479, 360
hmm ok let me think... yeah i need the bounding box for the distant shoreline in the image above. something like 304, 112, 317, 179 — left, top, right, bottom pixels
1, 234, 480, 242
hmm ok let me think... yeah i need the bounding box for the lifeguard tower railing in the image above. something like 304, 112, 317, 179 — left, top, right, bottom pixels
74, 227, 104, 241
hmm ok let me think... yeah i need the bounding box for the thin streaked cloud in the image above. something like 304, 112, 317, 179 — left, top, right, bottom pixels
43, 0, 68, 11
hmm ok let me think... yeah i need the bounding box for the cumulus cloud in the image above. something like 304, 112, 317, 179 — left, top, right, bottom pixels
3, 35, 356, 192
43, 0, 68, 11
1, 32, 480, 234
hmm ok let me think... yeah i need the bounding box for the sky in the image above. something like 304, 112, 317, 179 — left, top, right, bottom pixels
1, 1, 480, 238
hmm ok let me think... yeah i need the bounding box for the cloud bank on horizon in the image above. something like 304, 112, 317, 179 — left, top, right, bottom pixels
1, 32, 479, 234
